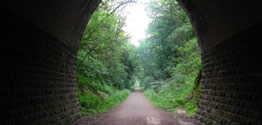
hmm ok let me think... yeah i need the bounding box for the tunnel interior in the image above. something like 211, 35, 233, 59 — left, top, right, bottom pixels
1, 0, 261, 124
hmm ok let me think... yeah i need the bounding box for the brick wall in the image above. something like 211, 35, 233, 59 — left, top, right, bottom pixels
197, 23, 262, 124
0, 10, 80, 124
0, 0, 101, 124
1, 0, 262, 124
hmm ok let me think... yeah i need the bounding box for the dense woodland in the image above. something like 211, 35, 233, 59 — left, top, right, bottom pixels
139, 0, 201, 115
77, 0, 201, 116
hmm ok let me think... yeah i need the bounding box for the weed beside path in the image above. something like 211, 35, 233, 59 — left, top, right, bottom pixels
78, 88, 130, 116
143, 88, 198, 116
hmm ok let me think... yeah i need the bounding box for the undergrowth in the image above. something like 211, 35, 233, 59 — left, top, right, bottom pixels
78, 87, 130, 116
77, 73, 130, 116
142, 38, 202, 116
144, 82, 201, 116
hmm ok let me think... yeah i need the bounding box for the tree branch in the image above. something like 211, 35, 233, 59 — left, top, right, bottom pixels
84, 0, 135, 43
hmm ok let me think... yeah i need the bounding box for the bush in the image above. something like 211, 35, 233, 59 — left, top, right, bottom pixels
144, 78, 200, 115
77, 73, 104, 91
104, 85, 116, 95
129, 85, 135, 91
142, 38, 201, 116
78, 88, 130, 116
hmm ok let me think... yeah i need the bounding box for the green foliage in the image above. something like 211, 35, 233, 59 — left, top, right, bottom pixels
77, 73, 104, 92
104, 84, 117, 95
77, 0, 137, 116
129, 85, 135, 91
77, 0, 137, 90
76, 0, 202, 117
142, 38, 201, 116
144, 81, 198, 116
78, 88, 130, 116
137, 0, 202, 116
78, 89, 102, 114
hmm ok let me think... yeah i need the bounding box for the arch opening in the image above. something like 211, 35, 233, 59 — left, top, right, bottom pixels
1, 0, 261, 124
75, 1, 202, 124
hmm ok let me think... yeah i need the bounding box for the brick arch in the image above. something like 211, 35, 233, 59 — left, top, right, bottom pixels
1, 0, 261, 124
178, 0, 262, 124
1, 0, 101, 124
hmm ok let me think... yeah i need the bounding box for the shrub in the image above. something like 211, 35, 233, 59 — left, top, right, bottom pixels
78, 88, 130, 116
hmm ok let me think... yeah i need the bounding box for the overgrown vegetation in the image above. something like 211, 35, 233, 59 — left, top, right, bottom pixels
77, 0, 202, 116
76, 0, 136, 116
137, 0, 202, 116
78, 85, 130, 115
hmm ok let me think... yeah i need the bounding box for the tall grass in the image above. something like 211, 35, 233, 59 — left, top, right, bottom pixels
142, 38, 201, 116
143, 82, 201, 116
78, 86, 130, 116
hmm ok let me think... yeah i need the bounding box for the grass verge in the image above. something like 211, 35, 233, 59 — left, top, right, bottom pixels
78, 88, 130, 116
143, 83, 200, 116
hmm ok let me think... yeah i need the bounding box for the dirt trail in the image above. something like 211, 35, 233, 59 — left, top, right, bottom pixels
74, 89, 201, 125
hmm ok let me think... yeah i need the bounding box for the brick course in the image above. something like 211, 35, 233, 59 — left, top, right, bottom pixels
1, 0, 101, 124
0, 9, 79, 125
1, 0, 262, 124
197, 23, 262, 124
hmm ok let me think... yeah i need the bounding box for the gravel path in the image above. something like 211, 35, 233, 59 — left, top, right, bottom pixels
74, 89, 201, 125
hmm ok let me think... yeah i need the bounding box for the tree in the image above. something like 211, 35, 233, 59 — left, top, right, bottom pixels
77, 0, 138, 91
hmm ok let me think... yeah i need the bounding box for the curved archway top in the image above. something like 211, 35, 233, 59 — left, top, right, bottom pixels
178, 0, 261, 50
5, 0, 101, 48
